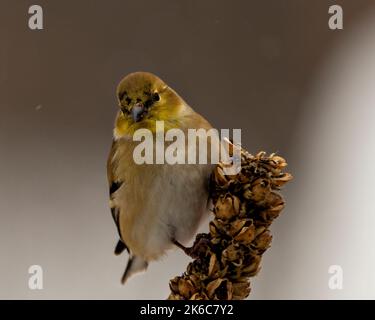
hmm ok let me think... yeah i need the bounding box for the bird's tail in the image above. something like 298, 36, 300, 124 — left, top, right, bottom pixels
121, 255, 148, 284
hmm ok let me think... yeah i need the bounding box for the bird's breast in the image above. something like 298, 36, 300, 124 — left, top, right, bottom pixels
111, 138, 214, 260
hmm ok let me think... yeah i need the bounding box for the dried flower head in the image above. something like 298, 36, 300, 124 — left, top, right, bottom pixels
168, 146, 292, 300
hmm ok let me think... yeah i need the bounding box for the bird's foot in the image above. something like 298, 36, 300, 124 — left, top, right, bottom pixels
173, 234, 211, 259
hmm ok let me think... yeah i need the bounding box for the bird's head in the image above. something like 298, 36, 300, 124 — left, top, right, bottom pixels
114, 72, 186, 138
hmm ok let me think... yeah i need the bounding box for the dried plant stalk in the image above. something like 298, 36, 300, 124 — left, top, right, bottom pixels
168, 146, 292, 300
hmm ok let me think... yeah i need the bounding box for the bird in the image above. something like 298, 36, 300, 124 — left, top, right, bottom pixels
107, 72, 216, 284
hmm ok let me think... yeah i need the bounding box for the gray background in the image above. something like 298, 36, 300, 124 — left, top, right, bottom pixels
1, 0, 375, 299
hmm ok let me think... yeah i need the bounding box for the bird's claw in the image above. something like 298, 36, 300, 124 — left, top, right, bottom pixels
173, 234, 211, 259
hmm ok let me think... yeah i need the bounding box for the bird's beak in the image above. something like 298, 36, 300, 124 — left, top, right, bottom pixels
132, 102, 145, 122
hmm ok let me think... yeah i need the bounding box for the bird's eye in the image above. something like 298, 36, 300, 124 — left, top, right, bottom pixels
153, 92, 160, 101
119, 91, 126, 102
125, 97, 132, 105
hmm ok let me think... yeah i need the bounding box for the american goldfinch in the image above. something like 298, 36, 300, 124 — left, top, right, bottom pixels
107, 72, 215, 284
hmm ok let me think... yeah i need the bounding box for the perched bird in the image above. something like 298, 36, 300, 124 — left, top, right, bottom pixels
107, 72, 215, 283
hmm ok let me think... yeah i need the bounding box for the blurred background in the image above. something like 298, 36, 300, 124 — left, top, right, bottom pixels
1, 0, 375, 299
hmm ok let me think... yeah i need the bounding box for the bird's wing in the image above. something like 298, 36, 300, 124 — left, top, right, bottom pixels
107, 139, 128, 255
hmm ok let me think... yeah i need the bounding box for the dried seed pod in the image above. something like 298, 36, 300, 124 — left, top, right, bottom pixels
243, 188, 252, 200
221, 243, 241, 263
234, 224, 256, 244
206, 278, 225, 299
272, 173, 293, 187
168, 147, 292, 300
168, 293, 184, 300
206, 278, 233, 300
209, 220, 220, 237
253, 231, 273, 251
191, 292, 209, 300
178, 278, 196, 299
214, 195, 240, 220
213, 165, 229, 186
219, 280, 233, 300
256, 151, 266, 158
169, 277, 180, 293
266, 191, 284, 208
241, 255, 261, 277
228, 219, 249, 237
238, 173, 250, 184
208, 254, 220, 277
232, 281, 251, 300
271, 155, 287, 167
250, 179, 271, 203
